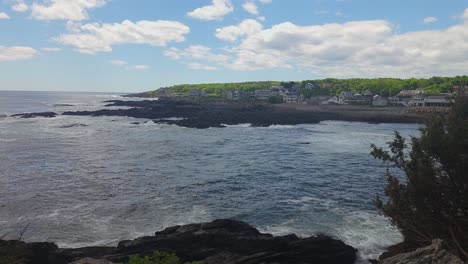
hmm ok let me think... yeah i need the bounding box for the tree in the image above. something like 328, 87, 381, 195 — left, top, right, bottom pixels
370, 98, 468, 260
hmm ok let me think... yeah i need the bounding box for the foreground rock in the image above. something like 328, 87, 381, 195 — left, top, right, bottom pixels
379, 239, 463, 264
1, 219, 357, 264
11, 112, 57, 118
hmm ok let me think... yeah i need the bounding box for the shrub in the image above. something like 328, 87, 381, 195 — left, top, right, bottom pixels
371, 98, 468, 260
122, 250, 200, 264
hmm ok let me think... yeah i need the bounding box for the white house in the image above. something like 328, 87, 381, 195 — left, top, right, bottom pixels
339, 91, 354, 103
226, 90, 240, 100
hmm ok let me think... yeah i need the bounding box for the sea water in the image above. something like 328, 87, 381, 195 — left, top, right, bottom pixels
0, 91, 421, 262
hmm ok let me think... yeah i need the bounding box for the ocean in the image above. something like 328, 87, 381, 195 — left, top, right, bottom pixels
0, 91, 421, 262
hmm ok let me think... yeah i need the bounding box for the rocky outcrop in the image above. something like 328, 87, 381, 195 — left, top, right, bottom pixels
61, 98, 424, 129
0, 219, 357, 264
379, 239, 464, 264
11, 112, 57, 118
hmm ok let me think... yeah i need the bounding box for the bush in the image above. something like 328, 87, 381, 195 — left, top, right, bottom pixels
122, 250, 200, 264
371, 98, 468, 260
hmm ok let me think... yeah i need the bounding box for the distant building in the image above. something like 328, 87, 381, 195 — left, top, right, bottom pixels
363, 90, 373, 97
305, 82, 319, 90
388, 96, 403, 106
225, 90, 240, 100
372, 95, 388, 107
423, 93, 452, 107
255, 90, 274, 100
339, 91, 354, 104
190, 90, 207, 98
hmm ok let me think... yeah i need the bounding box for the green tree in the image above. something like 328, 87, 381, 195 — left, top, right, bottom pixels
370, 98, 468, 260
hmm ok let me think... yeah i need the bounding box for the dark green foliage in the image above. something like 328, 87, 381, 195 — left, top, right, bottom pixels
146, 76, 468, 98
0, 242, 32, 264
122, 250, 200, 264
371, 98, 468, 260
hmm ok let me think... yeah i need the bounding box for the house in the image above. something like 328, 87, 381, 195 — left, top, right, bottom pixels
305, 82, 318, 90
308, 96, 331, 105
270, 86, 287, 96
372, 95, 388, 107
283, 93, 304, 104
363, 90, 373, 97
190, 90, 207, 98
325, 96, 340, 105
225, 90, 240, 100
255, 90, 274, 100
388, 96, 402, 106
339, 91, 354, 104
423, 93, 452, 107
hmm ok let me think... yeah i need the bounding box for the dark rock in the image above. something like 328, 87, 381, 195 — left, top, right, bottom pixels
53, 104, 75, 107
0, 219, 357, 264
11, 112, 57, 118
60, 124, 88, 128
379, 239, 463, 264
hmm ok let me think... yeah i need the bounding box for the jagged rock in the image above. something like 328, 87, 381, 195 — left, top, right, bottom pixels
0, 219, 357, 264
114, 219, 357, 264
11, 112, 57, 118
379, 239, 464, 264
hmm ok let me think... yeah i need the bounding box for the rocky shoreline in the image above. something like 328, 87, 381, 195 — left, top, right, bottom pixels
1, 219, 357, 264
53, 99, 425, 128
3, 219, 462, 264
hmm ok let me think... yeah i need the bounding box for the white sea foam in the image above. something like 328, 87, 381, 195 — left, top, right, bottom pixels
337, 211, 403, 261
266, 124, 296, 129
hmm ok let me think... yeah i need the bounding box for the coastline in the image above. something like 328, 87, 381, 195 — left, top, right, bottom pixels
1, 219, 357, 264
52, 98, 427, 129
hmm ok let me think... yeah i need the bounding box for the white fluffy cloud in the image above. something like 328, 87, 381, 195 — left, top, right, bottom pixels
55, 20, 190, 54
12, 0, 28, 12
167, 8, 468, 77
187, 0, 233, 21
42, 47, 62, 52
0, 46, 37, 62
110, 60, 128, 66
110, 60, 148, 70
215, 19, 263, 42
242, 1, 258, 15
130, 65, 149, 70
423, 17, 438, 24
0, 12, 10, 19
188, 62, 217, 70
31, 0, 109, 21
165, 45, 230, 63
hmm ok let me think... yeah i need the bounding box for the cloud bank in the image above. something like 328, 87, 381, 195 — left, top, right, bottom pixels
55, 20, 190, 54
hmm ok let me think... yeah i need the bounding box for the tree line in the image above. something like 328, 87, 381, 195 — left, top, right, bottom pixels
151, 76, 468, 98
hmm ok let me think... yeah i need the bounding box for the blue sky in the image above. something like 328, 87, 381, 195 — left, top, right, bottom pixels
1, 0, 468, 92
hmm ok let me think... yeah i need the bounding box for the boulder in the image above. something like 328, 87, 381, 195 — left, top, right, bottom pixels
379, 239, 463, 264
0, 219, 357, 264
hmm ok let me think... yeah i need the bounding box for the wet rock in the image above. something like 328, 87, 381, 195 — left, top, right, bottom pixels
53, 104, 75, 107
379, 239, 463, 264
11, 112, 57, 118
60, 124, 88, 128
0, 219, 357, 264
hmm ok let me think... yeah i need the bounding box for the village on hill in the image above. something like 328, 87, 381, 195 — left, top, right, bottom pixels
146, 79, 468, 112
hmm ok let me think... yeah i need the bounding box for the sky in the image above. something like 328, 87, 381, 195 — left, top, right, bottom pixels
1, 0, 468, 92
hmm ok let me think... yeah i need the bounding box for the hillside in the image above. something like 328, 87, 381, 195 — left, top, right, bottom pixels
127, 76, 468, 98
